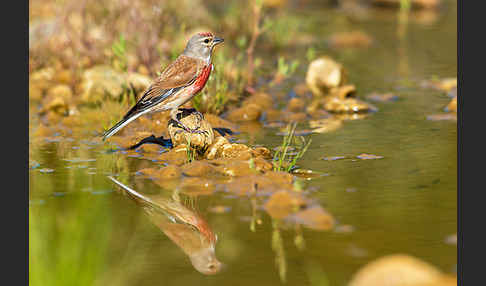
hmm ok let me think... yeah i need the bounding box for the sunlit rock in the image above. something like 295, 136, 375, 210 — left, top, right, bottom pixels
306, 56, 346, 96
168, 109, 215, 152
79, 65, 126, 103
226, 103, 263, 122
348, 254, 445, 286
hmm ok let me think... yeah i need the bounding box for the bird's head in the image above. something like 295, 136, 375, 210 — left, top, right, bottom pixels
183, 32, 224, 63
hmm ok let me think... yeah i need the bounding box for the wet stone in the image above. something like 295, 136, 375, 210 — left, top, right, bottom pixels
287, 205, 335, 231
306, 56, 346, 96
322, 155, 346, 161
348, 254, 444, 286
366, 92, 399, 102
357, 154, 384, 160
226, 103, 262, 122
426, 113, 457, 121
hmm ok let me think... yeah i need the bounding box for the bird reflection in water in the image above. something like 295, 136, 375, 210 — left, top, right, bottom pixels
108, 176, 222, 275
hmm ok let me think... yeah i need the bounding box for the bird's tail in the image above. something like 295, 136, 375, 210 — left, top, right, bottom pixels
108, 176, 154, 205
102, 109, 149, 141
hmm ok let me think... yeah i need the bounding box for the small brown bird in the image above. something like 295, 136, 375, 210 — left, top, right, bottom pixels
102, 32, 224, 141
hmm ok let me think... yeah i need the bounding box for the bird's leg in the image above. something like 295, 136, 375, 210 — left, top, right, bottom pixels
193, 110, 204, 121
170, 108, 191, 132
170, 108, 207, 134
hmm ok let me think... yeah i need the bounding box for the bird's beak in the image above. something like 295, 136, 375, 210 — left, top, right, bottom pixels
213, 37, 224, 45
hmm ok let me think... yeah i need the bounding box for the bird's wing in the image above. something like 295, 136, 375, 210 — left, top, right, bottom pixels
123, 55, 201, 118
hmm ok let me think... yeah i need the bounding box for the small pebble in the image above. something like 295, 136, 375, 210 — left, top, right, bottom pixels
357, 153, 384, 160
322, 156, 346, 161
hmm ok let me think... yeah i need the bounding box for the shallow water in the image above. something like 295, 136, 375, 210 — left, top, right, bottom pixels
29, 1, 457, 285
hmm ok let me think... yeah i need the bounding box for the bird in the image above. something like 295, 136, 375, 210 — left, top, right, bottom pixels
102, 32, 224, 141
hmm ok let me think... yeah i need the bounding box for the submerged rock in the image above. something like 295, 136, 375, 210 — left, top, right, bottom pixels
286, 205, 335, 231
264, 190, 307, 219
306, 56, 346, 96
366, 92, 399, 102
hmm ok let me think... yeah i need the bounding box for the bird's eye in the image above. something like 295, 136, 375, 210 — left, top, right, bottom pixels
204, 38, 210, 44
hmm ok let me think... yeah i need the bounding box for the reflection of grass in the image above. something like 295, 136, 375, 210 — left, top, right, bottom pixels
271, 219, 287, 283
29, 195, 113, 286
273, 123, 312, 172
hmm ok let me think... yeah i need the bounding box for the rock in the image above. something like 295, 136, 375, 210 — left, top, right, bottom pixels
180, 177, 216, 195
226, 103, 262, 122
138, 143, 163, 153
220, 143, 253, 160
55, 69, 74, 85
154, 147, 188, 166
41, 85, 73, 115
426, 113, 456, 121
243, 92, 274, 110
264, 190, 307, 219
43, 96, 69, 115
204, 113, 237, 131
285, 111, 309, 122
294, 83, 311, 96
212, 158, 258, 177
139, 165, 182, 180
264, 109, 282, 122
126, 72, 152, 96
357, 153, 384, 160
287, 97, 306, 112
181, 161, 217, 177
168, 109, 215, 152
79, 65, 126, 103
444, 96, 457, 113
287, 205, 335, 231
251, 147, 273, 159
306, 56, 346, 96
371, 0, 441, 10
367, 92, 399, 102
29, 84, 43, 101
30, 67, 55, 90
328, 31, 373, 49
348, 254, 444, 286
204, 136, 231, 160
323, 87, 377, 113
48, 84, 73, 100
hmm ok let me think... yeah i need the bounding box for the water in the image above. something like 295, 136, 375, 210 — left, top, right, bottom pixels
29, 1, 457, 285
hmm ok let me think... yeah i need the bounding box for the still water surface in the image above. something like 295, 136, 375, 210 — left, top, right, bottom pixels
29, 2, 457, 285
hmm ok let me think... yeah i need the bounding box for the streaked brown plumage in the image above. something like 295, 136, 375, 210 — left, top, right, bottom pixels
102, 32, 224, 141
